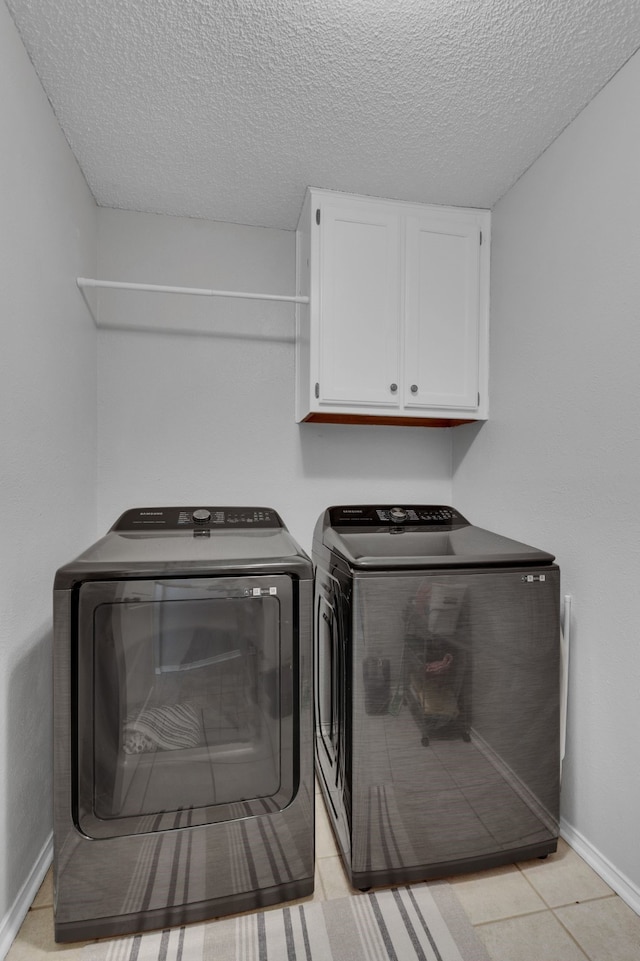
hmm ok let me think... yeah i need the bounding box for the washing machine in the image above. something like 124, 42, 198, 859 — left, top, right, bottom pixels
53, 506, 314, 942
313, 504, 560, 890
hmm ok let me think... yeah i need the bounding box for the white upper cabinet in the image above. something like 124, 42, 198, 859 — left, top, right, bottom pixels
296, 188, 490, 427
404, 211, 482, 412
318, 199, 401, 408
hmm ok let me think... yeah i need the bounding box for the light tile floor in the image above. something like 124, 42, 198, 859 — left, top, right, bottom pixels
8, 790, 640, 961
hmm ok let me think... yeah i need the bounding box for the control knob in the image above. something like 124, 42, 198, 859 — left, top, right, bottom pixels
192, 509, 212, 524
389, 507, 408, 524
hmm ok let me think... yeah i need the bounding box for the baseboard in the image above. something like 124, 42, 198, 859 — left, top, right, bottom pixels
0, 833, 53, 961
560, 818, 640, 915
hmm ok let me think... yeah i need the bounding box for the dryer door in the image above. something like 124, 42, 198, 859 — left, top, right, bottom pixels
75, 575, 295, 838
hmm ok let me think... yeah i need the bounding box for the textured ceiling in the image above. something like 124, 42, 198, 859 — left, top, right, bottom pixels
6, 0, 640, 229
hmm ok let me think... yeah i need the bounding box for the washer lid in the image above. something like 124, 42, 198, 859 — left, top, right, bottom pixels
319, 505, 556, 568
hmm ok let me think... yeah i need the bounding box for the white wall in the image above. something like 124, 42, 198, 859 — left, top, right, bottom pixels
453, 49, 640, 907
0, 3, 97, 950
96, 208, 453, 552
8, 0, 640, 937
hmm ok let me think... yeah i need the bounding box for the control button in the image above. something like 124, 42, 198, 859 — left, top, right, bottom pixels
192, 509, 212, 524
389, 507, 408, 524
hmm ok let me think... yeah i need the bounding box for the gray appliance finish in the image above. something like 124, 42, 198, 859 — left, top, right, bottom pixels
53, 507, 314, 942
313, 505, 560, 890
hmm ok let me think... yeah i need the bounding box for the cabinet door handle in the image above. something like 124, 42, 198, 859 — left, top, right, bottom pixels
390, 383, 398, 393
410, 384, 418, 393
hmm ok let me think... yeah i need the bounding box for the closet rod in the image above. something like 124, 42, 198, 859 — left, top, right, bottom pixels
76, 277, 310, 305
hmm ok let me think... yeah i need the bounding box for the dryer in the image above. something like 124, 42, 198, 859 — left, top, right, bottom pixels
313, 504, 560, 890
53, 506, 313, 941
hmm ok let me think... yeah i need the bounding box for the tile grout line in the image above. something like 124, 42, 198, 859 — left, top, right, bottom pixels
549, 914, 594, 961
472, 907, 593, 961
516, 855, 620, 911
468, 854, 622, 953
551, 892, 618, 908
472, 906, 560, 928
549, 897, 620, 961
515, 852, 556, 909
468, 905, 591, 960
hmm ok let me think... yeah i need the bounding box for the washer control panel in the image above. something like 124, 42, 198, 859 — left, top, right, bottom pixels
111, 506, 283, 531
328, 505, 469, 530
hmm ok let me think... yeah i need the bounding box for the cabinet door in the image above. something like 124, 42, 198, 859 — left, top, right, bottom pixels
404, 214, 481, 411
317, 201, 401, 408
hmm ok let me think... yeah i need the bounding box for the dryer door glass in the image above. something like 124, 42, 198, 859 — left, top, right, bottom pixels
76, 575, 295, 838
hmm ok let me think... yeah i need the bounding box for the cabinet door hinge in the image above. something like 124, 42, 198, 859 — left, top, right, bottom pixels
316, 209, 321, 226
315, 382, 320, 398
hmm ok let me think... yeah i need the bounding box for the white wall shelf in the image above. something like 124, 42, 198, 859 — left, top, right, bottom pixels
76, 276, 309, 327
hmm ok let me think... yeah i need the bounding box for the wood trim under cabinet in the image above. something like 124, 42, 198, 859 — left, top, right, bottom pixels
301, 412, 476, 428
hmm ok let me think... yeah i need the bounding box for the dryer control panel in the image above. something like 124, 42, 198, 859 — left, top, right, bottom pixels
328, 505, 469, 530
111, 506, 283, 531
